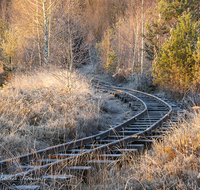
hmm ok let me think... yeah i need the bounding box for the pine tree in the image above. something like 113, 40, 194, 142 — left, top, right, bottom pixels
1, 28, 21, 71
145, 0, 199, 61
193, 37, 200, 89
153, 13, 200, 92
96, 28, 118, 73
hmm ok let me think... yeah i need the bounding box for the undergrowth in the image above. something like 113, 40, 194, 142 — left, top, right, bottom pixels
0, 68, 103, 160
82, 110, 200, 190
2, 68, 200, 189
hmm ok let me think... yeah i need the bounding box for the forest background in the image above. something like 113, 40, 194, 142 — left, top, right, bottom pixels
0, 0, 199, 94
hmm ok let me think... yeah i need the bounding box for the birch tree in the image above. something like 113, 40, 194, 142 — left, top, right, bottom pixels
141, 0, 144, 77
13, 0, 59, 66
132, 14, 139, 77
49, 0, 90, 90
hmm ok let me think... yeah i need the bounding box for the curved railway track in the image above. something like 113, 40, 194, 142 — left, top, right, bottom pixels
0, 80, 184, 190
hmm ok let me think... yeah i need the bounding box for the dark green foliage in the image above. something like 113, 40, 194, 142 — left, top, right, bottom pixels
145, 19, 170, 61
0, 20, 9, 69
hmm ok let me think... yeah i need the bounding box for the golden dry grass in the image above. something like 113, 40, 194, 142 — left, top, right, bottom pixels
0, 68, 103, 160
2, 67, 200, 189
78, 111, 200, 190
126, 112, 200, 189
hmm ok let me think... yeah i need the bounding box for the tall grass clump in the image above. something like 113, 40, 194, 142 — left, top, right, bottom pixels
129, 111, 200, 189
0, 68, 102, 160
82, 110, 200, 190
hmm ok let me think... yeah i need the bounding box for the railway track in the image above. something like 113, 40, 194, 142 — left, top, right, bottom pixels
0, 80, 184, 190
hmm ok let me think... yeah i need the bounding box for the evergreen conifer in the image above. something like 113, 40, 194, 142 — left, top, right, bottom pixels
153, 13, 200, 92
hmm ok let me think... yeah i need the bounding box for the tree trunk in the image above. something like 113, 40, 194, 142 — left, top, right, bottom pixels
132, 14, 138, 77
67, 0, 73, 92
141, 0, 144, 78
43, 0, 48, 65
48, 0, 52, 62
36, 0, 42, 66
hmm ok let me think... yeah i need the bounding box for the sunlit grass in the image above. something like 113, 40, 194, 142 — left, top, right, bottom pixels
0, 68, 102, 160
2, 67, 200, 189
80, 110, 200, 189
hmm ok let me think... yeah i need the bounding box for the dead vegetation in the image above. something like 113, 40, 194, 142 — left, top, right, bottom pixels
0, 68, 103, 160
0, 67, 135, 161
20, 108, 200, 190
1, 68, 200, 189
78, 110, 200, 190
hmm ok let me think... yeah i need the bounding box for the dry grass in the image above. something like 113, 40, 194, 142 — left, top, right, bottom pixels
126, 111, 200, 190
0, 68, 103, 160
2, 67, 200, 189
77, 110, 200, 190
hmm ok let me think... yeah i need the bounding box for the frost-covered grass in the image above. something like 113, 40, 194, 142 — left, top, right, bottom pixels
81, 110, 200, 190
2, 67, 200, 189
6, 111, 200, 189
0, 68, 102, 160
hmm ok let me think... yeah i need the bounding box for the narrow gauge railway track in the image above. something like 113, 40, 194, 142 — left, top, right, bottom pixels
0, 81, 183, 190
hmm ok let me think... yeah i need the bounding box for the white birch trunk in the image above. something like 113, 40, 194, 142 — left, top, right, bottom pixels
132, 14, 139, 77
36, 0, 42, 66
67, 1, 73, 91
141, 0, 144, 77
48, 0, 52, 62
43, 0, 48, 65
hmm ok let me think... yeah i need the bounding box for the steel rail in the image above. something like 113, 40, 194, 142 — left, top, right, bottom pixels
90, 82, 173, 149
0, 81, 173, 187
0, 87, 147, 181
